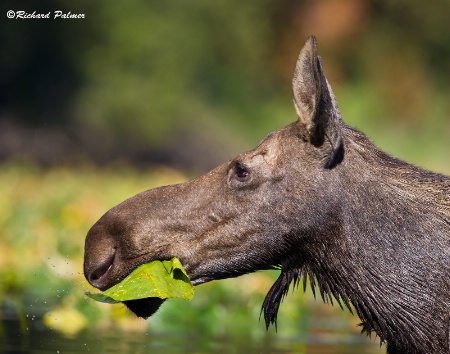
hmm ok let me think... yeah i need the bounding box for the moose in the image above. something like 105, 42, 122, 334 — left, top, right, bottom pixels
84, 36, 450, 353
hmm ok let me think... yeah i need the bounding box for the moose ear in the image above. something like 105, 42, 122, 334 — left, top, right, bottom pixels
292, 36, 343, 165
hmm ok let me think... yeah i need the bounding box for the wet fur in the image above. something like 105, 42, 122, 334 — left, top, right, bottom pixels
262, 125, 450, 353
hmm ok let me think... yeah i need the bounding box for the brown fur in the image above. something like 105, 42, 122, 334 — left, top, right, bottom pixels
84, 37, 450, 354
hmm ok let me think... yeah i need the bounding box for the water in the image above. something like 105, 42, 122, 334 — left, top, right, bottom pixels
0, 316, 385, 354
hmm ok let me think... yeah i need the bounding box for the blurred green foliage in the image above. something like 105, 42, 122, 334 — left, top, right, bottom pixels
75, 1, 278, 143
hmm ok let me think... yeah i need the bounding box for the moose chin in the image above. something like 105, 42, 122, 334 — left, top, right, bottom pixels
84, 36, 450, 354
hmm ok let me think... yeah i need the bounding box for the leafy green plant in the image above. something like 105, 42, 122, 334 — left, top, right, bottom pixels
86, 258, 194, 303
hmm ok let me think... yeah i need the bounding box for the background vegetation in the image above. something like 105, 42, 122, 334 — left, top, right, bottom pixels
0, 0, 448, 353
1, 0, 449, 172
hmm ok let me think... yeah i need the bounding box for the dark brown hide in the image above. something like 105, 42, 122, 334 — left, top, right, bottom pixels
84, 37, 450, 354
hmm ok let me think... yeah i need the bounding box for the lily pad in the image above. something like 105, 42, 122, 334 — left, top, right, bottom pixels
86, 257, 194, 303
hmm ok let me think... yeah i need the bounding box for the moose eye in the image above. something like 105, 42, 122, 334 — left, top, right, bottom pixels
233, 163, 249, 181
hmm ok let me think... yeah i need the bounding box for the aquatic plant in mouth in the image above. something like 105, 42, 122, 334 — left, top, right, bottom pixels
86, 258, 194, 303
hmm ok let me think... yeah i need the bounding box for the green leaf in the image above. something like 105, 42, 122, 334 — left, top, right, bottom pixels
85, 257, 194, 303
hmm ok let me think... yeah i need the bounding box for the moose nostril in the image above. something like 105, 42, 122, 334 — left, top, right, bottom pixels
89, 253, 115, 286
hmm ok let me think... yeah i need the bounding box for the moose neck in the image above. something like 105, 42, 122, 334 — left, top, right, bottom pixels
302, 126, 449, 353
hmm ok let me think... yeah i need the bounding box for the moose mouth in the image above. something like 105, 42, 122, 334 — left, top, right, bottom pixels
121, 269, 204, 319
123, 277, 207, 318
87, 256, 200, 319
122, 261, 201, 319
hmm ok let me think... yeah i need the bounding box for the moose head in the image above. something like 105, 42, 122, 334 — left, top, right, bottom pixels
84, 36, 450, 354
